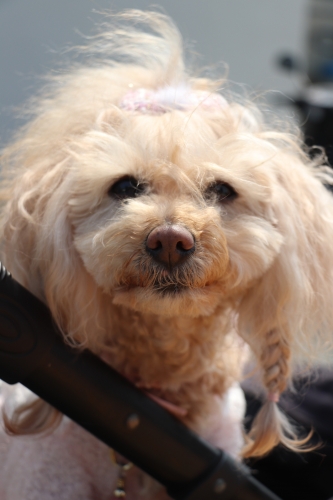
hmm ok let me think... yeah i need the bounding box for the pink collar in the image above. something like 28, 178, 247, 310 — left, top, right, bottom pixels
144, 391, 188, 417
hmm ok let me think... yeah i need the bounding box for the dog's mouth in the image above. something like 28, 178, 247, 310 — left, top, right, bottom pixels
153, 277, 187, 295
119, 281, 188, 296
114, 274, 220, 317
113, 259, 223, 317
119, 263, 200, 295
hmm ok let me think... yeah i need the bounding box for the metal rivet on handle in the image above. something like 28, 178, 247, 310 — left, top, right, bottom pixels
126, 413, 140, 430
214, 478, 227, 494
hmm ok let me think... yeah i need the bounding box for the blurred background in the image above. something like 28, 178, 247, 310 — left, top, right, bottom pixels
0, 0, 316, 146
2, 0, 333, 157
2, 0, 333, 159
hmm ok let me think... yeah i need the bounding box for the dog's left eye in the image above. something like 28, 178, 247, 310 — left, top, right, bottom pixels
206, 182, 237, 202
109, 176, 146, 199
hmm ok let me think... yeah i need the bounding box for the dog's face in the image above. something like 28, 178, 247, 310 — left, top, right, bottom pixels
67, 107, 283, 318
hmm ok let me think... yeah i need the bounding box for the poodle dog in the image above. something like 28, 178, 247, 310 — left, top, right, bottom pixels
1, 10, 333, 500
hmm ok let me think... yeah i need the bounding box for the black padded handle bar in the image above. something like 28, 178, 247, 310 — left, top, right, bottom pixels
0, 263, 281, 500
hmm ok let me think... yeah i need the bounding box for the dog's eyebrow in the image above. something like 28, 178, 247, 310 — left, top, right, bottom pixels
202, 163, 241, 184
202, 162, 265, 182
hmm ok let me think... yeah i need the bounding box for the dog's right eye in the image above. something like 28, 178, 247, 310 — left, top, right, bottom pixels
205, 181, 238, 202
108, 176, 146, 199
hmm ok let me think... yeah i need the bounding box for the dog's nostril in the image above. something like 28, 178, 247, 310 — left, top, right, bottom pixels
146, 224, 195, 268
150, 239, 162, 251
176, 239, 193, 252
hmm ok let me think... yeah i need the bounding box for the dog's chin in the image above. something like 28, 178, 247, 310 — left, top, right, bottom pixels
112, 283, 222, 317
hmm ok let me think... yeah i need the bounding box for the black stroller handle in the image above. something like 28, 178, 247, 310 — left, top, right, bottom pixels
0, 263, 281, 500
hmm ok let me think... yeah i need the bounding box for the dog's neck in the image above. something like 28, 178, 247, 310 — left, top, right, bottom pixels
99, 303, 238, 403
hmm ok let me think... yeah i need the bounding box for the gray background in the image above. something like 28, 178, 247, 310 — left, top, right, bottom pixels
0, 0, 309, 145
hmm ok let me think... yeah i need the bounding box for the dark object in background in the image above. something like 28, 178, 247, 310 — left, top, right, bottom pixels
244, 370, 333, 500
278, 0, 333, 166
295, 90, 333, 167
300, 0, 333, 166
306, 0, 333, 84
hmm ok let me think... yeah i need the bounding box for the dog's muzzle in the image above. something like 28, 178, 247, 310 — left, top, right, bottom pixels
145, 224, 195, 270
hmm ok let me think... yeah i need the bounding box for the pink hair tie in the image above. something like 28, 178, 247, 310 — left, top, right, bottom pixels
119, 84, 228, 114
267, 392, 280, 403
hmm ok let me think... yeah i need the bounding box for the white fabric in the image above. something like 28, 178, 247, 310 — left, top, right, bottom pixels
0, 382, 245, 499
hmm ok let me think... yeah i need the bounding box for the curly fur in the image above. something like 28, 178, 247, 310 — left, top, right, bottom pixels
1, 9, 333, 498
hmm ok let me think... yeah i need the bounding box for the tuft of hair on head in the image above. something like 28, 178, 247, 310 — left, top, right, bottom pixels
3, 397, 62, 436
71, 8, 186, 86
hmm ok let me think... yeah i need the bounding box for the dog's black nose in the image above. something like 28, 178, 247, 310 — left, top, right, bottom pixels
146, 224, 195, 268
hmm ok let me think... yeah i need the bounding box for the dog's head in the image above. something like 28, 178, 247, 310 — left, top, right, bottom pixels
2, 10, 333, 457
0, 100, 293, 344
69, 102, 286, 320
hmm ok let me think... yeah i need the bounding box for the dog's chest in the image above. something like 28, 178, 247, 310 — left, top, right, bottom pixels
102, 308, 233, 393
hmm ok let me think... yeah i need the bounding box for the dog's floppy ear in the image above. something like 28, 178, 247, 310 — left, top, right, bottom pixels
237, 149, 333, 457
0, 149, 103, 434
2, 159, 73, 324
1, 151, 108, 342
0, 97, 128, 436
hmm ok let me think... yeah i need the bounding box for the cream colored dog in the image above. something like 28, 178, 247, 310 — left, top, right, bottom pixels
1, 10, 333, 500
